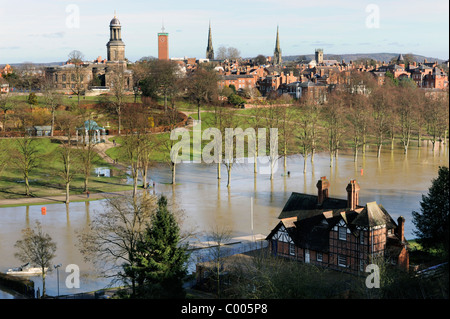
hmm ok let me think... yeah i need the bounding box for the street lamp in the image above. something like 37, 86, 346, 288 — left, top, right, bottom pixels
54, 264, 62, 297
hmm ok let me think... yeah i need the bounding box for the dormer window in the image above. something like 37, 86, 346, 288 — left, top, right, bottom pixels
338, 226, 347, 241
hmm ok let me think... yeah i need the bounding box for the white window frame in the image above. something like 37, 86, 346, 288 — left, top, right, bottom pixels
338, 255, 346, 267
317, 252, 323, 262
338, 226, 347, 241
359, 259, 365, 272
289, 243, 295, 256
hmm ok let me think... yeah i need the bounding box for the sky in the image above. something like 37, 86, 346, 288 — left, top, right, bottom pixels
0, 0, 448, 64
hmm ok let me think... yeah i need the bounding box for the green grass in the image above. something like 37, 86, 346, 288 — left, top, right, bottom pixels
0, 138, 133, 201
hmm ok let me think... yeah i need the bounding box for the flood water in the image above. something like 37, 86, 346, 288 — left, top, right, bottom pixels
0, 141, 448, 298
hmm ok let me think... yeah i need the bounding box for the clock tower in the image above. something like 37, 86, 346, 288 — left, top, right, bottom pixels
158, 24, 169, 60
106, 13, 125, 62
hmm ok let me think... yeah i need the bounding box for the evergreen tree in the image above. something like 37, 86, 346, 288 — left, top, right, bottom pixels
134, 196, 189, 298
412, 166, 449, 257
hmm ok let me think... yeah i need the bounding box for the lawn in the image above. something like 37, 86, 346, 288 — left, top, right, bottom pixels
0, 137, 133, 201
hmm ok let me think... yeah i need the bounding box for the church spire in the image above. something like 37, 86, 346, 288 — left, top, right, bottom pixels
273, 25, 282, 65
206, 21, 214, 60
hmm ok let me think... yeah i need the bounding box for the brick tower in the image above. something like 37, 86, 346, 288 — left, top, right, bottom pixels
158, 23, 169, 60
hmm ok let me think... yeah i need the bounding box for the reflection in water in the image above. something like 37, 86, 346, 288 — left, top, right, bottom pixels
0, 144, 448, 297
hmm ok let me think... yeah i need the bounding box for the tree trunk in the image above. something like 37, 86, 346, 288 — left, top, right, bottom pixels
84, 177, 89, 193
142, 166, 148, 189
303, 154, 308, 173
217, 162, 221, 179
164, 94, 168, 113
25, 174, 30, 197
51, 109, 55, 137
171, 161, 176, 185
66, 182, 70, 204
362, 134, 367, 154
42, 271, 46, 297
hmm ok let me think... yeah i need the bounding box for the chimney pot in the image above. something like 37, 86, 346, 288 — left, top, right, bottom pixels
346, 180, 360, 210
316, 177, 330, 205
397, 216, 405, 242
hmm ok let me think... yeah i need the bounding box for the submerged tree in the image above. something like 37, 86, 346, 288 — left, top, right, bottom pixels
78, 194, 157, 295
14, 221, 57, 298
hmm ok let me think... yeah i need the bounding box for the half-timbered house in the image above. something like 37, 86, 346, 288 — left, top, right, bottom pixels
266, 177, 409, 274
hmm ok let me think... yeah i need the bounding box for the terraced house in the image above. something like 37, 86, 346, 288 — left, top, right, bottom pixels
266, 177, 409, 274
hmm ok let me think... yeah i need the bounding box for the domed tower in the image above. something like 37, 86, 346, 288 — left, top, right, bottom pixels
106, 14, 125, 62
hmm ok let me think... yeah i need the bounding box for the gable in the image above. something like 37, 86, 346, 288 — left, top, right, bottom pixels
272, 225, 294, 244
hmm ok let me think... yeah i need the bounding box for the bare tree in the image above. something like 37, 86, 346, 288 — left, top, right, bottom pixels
0, 93, 12, 133
14, 221, 57, 298
370, 87, 391, 158
56, 113, 79, 204
425, 94, 448, 151
323, 93, 346, 166
397, 86, 416, 155
186, 68, 219, 122
78, 194, 157, 295
295, 99, 317, 173
162, 107, 186, 185
414, 92, 427, 147
204, 226, 232, 298
77, 111, 97, 193
216, 46, 241, 61
346, 92, 371, 161
67, 50, 86, 108
0, 140, 10, 175
110, 65, 127, 135
42, 78, 61, 137
13, 136, 41, 196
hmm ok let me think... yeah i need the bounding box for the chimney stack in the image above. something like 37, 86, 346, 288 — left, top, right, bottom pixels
397, 216, 405, 242
316, 176, 330, 205
346, 180, 360, 210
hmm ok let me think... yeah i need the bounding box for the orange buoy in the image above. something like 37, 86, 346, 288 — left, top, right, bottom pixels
361, 168, 364, 176
41, 207, 47, 215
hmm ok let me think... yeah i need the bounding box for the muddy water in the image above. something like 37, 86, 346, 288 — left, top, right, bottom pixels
0, 142, 448, 297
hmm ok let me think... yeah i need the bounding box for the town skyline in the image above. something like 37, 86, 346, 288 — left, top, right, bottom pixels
0, 0, 448, 64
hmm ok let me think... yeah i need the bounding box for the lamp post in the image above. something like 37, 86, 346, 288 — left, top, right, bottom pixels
54, 264, 62, 297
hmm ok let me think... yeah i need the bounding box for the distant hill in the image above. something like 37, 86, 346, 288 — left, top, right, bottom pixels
0, 62, 64, 68
282, 53, 447, 64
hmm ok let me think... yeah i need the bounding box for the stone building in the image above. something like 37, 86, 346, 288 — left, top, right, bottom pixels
266, 177, 410, 274
45, 15, 133, 93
